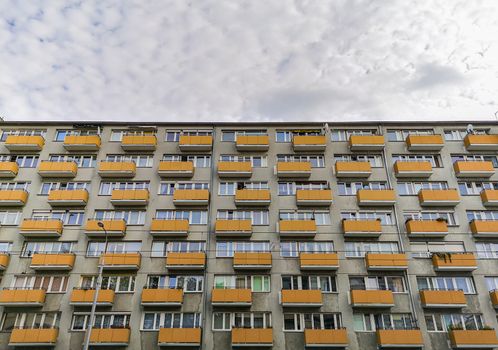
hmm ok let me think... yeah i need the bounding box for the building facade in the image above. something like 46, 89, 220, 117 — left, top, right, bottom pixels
0, 121, 497, 349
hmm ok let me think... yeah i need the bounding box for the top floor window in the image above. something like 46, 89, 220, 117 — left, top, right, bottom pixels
387, 129, 434, 141
165, 130, 212, 142
276, 130, 322, 143
444, 129, 487, 141
222, 130, 266, 142
0, 129, 46, 141
331, 129, 376, 142
110, 129, 156, 142
55, 129, 99, 141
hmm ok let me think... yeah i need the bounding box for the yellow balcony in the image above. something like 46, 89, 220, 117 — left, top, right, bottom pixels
449, 329, 498, 349
9, 328, 58, 347
470, 220, 498, 238
173, 189, 209, 206
235, 189, 271, 206
110, 189, 149, 206
233, 252, 272, 270
211, 288, 252, 307
20, 219, 63, 238
406, 134, 444, 151
85, 219, 127, 237
70, 289, 115, 306
394, 161, 433, 178
150, 219, 189, 237
350, 290, 394, 308
342, 219, 382, 238
0, 161, 19, 178
357, 189, 396, 206
420, 290, 466, 308
121, 135, 157, 151
335, 161, 372, 178
100, 253, 141, 270
349, 135, 385, 151
406, 219, 448, 238
89, 328, 130, 346
231, 328, 273, 347
304, 329, 348, 348
299, 253, 339, 270
158, 327, 202, 347
0, 253, 10, 271
365, 253, 408, 271
376, 329, 423, 348
464, 134, 498, 151
47, 189, 88, 207
166, 252, 206, 270
296, 189, 333, 206
280, 289, 322, 307
5, 135, 44, 151
276, 162, 311, 178
454, 161, 494, 178
179, 135, 213, 151
217, 161, 253, 178
215, 219, 252, 237
481, 190, 498, 207
236, 135, 270, 151
98, 161, 136, 178
293, 135, 327, 151
38, 161, 77, 178
158, 161, 194, 178
0, 288, 46, 306
30, 253, 75, 270
418, 189, 460, 207
0, 190, 28, 206
432, 253, 477, 271
279, 220, 317, 237
490, 290, 498, 308
63, 135, 101, 151
141, 288, 183, 306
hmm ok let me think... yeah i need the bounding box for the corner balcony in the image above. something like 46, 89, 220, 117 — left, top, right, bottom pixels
211, 288, 252, 307
100, 253, 141, 270
0, 288, 46, 306
420, 290, 466, 308
5, 135, 44, 151
418, 189, 460, 207
9, 328, 58, 347
215, 219, 252, 237
453, 161, 494, 178
234, 189, 271, 206
110, 189, 149, 206
276, 162, 311, 178
47, 189, 88, 207
236, 135, 270, 151
365, 253, 408, 271
231, 328, 273, 348
376, 329, 424, 349
304, 329, 348, 348
481, 190, 498, 207
89, 328, 130, 346
38, 161, 77, 178
178, 135, 213, 151
121, 135, 157, 151
470, 220, 498, 238
63, 135, 101, 151
233, 252, 272, 270
296, 189, 333, 206
342, 219, 382, 238
349, 135, 385, 151
166, 252, 206, 270
30, 253, 75, 270
449, 329, 498, 349
85, 219, 127, 237
334, 161, 372, 178
217, 161, 253, 178
280, 289, 322, 307
278, 220, 317, 237
394, 161, 433, 178
70, 288, 115, 306
141, 288, 183, 306
98, 161, 136, 178
0, 162, 19, 178
158, 328, 202, 347
173, 189, 209, 206
20, 219, 63, 238
292, 135, 326, 151
157, 161, 194, 178
464, 134, 498, 151
299, 253, 339, 270
490, 290, 498, 308
0, 253, 10, 271
406, 134, 444, 151
432, 253, 477, 271
356, 189, 396, 206
406, 219, 448, 238
0, 190, 28, 206
150, 219, 189, 237
350, 290, 394, 308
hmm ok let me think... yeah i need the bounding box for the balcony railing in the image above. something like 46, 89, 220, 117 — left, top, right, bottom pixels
376, 329, 423, 348
470, 219, 498, 238
98, 161, 136, 178
0, 162, 19, 178
394, 161, 432, 178
453, 161, 494, 178
70, 288, 115, 306
481, 190, 498, 207
233, 252, 272, 270
5, 135, 44, 151
350, 290, 394, 308
405, 134, 444, 151
47, 189, 88, 207
158, 328, 202, 347
365, 253, 408, 270
38, 161, 77, 178
215, 220, 252, 237
178, 135, 213, 151
121, 135, 157, 151
89, 328, 131, 346
464, 134, 498, 151
356, 189, 396, 206
236, 135, 270, 151
100, 253, 141, 270
0, 189, 28, 206
349, 135, 385, 151
211, 288, 252, 307
150, 219, 189, 237
141, 288, 183, 306
0, 288, 46, 306
20, 219, 63, 238
0, 253, 10, 271
30, 253, 75, 270
85, 219, 127, 237
276, 162, 312, 178
304, 329, 348, 348
431, 253, 477, 271
157, 161, 194, 178
295, 189, 333, 206
417, 189, 460, 207
63, 135, 101, 151
278, 220, 317, 237
406, 219, 448, 238
334, 161, 371, 178
419, 289, 466, 308
231, 328, 273, 347
217, 161, 253, 178
449, 329, 498, 349
165, 252, 206, 270
173, 189, 209, 206
280, 289, 323, 307
9, 328, 58, 347
110, 189, 149, 206
234, 189, 271, 206
292, 135, 327, 151
299, 253, 339, 270
342, 219, 382, 238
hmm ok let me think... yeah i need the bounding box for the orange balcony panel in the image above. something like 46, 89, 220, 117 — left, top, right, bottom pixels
150, 219, 189, 237
30, 253, 75, 271
233, 252, 272, 270
280, 289, 322, 307
279, 220, 317, 237
420, 290, 466, 308
63, 135, 101, 151
110, 189, 149, 206
349, 135, 385, 151
89, 328, 130, 346
235, 189, 271, 206
490, 290, 498, 308
357, 189, 396, 206
231, 328, 273, 347
215, 220, 252, 237
293, 135, 326, 151
236, 135, 270, 151
481, 190, 498, 207
342, 219, 382, 238
98, 161, 136, 178
350, 290, 394, 308
141, 288, 183, 306
335, 161, 372, 178
211, 288, 252, 306
166, 252, 206, 270
376, 329, 423, 348
100, 253, 141, 270
158, 161, 194, 178
47, 189, 88, 207
470, 220, 498, 238
121, 135, 157, 151
70, 289, 115, 306
300, 253, 339, 270
304, 329, 348, 348
276, 162, 312, 178
365, 253, 408, 271
20, 219, 63, 238
0, 289, 46, 306
218, 161, 253, 178
406, 134, 444, 151
158, 327, 202, 347
0, 254, 10, 271
454, 161, 494, 178
9, 328, 58, 346
0, 190, 28, 206
179, 135, 213, 151
418, 189, 460, 207
432, 253, 477, 271
406, 219, 448, 238
5, 135, 44, 151
85, 219, 127, 237
0, 162, 19, 178
296, 189, 333, 206
464, 134, 498, 151
394, 161, 433, 178
173, 189, 209, 206
449, 329, 498, 349
38, 161, 77, 178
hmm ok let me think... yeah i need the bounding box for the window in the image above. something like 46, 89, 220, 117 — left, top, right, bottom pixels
0, 210, 22, 225
86, 241, 142, 257
142, 312, 201, 331
219, 182, 268, 196
1, 312, 60, 331
341, 211, 394, 225
387, 129, 434, 141
105, 154, 153, 167
0, 129, 45, 141
162, 154, 211, 168
410, 242, 465, 258
331, 129, 375, 142
278, 182, 329, 195
334, 154, 383, 167
31, 210, 85, 225
219, 155, 267, 167
459, 182, 498, 195
404, 211, 457, 226
425, 313, 484, 332
353, 313, 416, 332
276, 130, 322, 143
0, 182, 29, 191
12, 275, 68, 293
21, 241, 74, 257
72, 313, 131, 330
78, 275, 136, 292
338, 182, 388, 195
417, 276, 475, 294
349, 276, 405, 293
54, 129, 98, 141
281, 275, 336, 292
216, 241, 270, 257
212, 312, 271, 331
48, 155, 96, 167
39, 182, 89, 195
222, 130, 266, 142
485, 277, 498, 291
279, 211, 330, 225
158, 182, 209, 195
280, 241, 334, 258
155, 210, 207, 224
217, 210, 269, 225
165, 131, 181, 142
99, 181, 149, 195
476, 243, 498, 259
283, 313, 342, 331
214, 275, 270, 292
452, 154, 498, 168
277, 154, 324, 168
0, 242, 12, 254
392, 154, 443, 167
110, 129, 155, 142
345, 242, 399, 257
146, 275, 203, 292
0, 155, 39, 168
94, 210, 146, 225
444, 129, 487, 141
150, 241, 205, 258
467, 210, 498, 221
397, 182, 449, 195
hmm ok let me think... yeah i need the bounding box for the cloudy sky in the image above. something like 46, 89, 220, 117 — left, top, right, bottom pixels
1, 0, 498, 122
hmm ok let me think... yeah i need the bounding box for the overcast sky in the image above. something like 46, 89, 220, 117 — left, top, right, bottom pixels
1, 0, 498, 122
